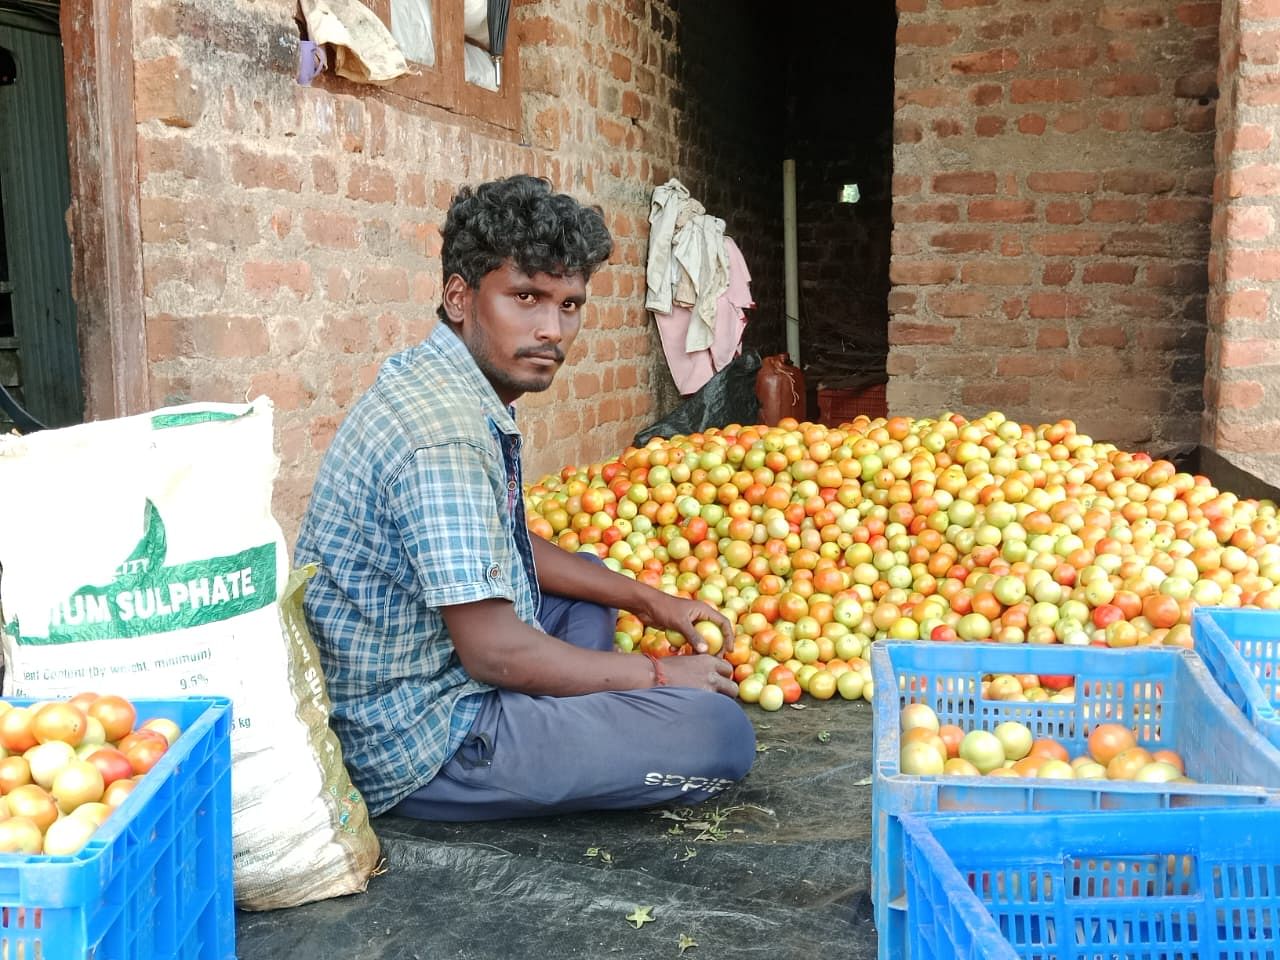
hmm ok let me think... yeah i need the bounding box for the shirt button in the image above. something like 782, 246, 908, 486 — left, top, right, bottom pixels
508, 481, 517, 491
488, 564, 501, 579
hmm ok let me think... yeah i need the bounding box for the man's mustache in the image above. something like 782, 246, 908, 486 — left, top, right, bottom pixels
516, 347, 565, 362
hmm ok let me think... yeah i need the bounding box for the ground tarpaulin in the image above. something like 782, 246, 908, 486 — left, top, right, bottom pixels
236, 698, 879, 959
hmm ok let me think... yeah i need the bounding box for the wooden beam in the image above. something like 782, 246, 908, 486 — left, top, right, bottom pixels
60, 0, 149, 421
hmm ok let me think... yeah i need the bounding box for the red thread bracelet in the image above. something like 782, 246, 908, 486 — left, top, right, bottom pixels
645, 653, 668, 687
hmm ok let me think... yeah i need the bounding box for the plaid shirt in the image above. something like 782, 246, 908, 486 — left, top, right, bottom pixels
296, 323, 543, 815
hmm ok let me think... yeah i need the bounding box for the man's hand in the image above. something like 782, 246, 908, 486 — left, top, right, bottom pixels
657, 653, 738, 698
636, 592, 734, 656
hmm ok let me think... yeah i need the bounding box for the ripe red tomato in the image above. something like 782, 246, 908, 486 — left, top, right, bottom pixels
87, 748, 135, 788
124, 738, 168, 776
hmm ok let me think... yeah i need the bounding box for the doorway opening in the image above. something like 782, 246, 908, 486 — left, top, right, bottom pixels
784, 2, 897, 423
0, 0, 81, 432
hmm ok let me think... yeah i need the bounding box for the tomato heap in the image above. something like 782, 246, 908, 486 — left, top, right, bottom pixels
900, 703, 1189, 783
525, 411, 1280, 709
0, 694, 181, 854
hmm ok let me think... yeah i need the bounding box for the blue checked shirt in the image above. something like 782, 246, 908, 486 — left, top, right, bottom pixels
296, 323, 543, 815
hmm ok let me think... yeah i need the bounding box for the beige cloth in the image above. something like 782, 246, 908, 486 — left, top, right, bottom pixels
300, 0, 409, 85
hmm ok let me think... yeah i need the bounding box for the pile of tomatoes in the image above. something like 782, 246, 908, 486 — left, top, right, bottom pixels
0, 694, 181, 854
525, 411, 1280, 709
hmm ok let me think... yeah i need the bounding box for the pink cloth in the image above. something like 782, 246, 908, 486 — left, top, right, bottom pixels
653, 237, 753, 395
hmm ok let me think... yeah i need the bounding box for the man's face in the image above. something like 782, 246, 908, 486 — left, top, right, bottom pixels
444, 261, 588, 406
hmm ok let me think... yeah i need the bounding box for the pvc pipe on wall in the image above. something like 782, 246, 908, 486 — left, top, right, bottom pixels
783, 158, 800, 366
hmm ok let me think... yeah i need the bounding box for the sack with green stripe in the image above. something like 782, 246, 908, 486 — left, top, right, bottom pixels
0, 398, 379, 909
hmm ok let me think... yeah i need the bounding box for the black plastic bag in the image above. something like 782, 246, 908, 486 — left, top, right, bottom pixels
633, 348, 761, 447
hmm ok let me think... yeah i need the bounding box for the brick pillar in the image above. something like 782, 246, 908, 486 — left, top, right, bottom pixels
1204, 0, 1280, 486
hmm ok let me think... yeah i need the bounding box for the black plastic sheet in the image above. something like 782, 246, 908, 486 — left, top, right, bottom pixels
236, 699, 879, 959
634, 350, 762, 448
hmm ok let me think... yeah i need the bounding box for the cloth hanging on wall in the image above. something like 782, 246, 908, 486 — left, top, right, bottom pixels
300, 0, 409, 85
652, 237, 753, 396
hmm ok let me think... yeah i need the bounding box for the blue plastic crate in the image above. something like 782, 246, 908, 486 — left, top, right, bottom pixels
900, 807, 1280, 960
1194, 606, 1280, 748
870, 642, 1280, 960
0, 696, 234, 959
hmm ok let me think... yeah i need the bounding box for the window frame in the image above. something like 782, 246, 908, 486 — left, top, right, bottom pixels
365, 0, 521, 133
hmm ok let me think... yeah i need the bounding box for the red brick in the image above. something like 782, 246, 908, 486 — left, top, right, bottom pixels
895, 202, 963, 225
1043, 261, 1075, 285
1220, 289, 1270, 322
929, 291, 995, 317
1242, 29, 1280, 65
1099, 108, 1131, 131
1079, 324, 1129, 347
898, 23, 962, 46
229, 146, 300, 193
1095, 74, 1162, 97
897, 0, 926, 10
1215, 418, 1280, 453
1046, 201, 1086, 224
302, 210, 359, 249
1017, 113, 1048, 134
894, 174, 924, 195
968, 199, 1036, 222
1240, 73, 1280, 105
929, 172, 998, 196
244, 261, 312, 299
1028, 171, 1100, 194
890, 260, 959, 284
959, 320, 1028, 347
952, 48, 1020, 74
962, 380, 1031, 408
1140, 106, 1177, 131
1053, 12, 1085, 34
997, 354, 1059, 377
942, 0, 997, 6
969, 83, 1004, 106
1216, 380, 1267, 410
609, 52, 632, 81
1089, 199, 1143, 222
191, 314, 271, 358
930, 231, 995, 253
1000, 236, 1024, 256
597, 116, 628, 146
134, 56, 204, 128
1036, 45, 1101, 69
1176, 2, 1220, 26
1037, 326, 1071, 348
1030, 292, 1091, 319
1011, 78, 1084, 102
347, 165, 397, 203
961, 261, 1033, 284
1236, 125, 1275, 150
1241, 0, 1280, 20
1225, 249, 1280, 281
1083, 262, 1138, 284
1053, 111, 1089, 134
249, 371, 316, 412
890, 321, 956, 345
621, 91, 642, 119
975, 115, 1007, 136
932, 117, 966, 138
312, 157, 339, 194
1030, 231, 1106, 256
1221, 338, 1280, 367
1147, 198, 1212, 223
1230, 165, 1280, 196
1099, 6, 1167, 29
1102, 170, 1177, 194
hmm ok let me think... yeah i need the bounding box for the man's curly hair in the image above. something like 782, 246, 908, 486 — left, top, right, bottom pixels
437, 175, 614, 321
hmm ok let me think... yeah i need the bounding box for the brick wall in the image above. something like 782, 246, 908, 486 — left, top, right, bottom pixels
889, 0, 1220, 453
131, 0, 782, 542
1204, 0, 1280, 486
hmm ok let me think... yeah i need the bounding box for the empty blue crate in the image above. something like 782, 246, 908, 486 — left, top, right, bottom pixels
870, 641, 1280, 960
0, 696, 234, 960
901, 806, 1280, 960
1194, 606, 1280, 748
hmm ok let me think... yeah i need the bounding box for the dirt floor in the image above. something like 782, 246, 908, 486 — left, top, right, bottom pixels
236, 698, 879, 960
